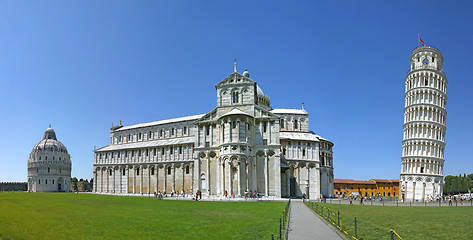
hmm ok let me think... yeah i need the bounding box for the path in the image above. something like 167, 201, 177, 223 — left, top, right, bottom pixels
287, 200, 345, 240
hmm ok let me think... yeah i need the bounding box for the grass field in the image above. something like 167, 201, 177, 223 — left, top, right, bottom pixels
308, 201, 473, 240
0, 192, 286, 240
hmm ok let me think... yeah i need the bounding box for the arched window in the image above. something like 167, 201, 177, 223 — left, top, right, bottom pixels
151, 167, 155, 175
184, 126, 187, 134
168, 167, 171, 175
53, 179, 54, 184
123, 168, 126, 176
136, 168, 140, 175
263, 122, 267, 133
139, 133, 142, 140
232, 91, 239, 103
303, 149, 306, 157
48, 167, 50, 173
39, 179, 41, 184
171, 128, 175, 135
280, 119, 285, 128
186, 166, 190, 174
109, 169, 112, 176
294, 119, 298, 129
149, 131, 152, 139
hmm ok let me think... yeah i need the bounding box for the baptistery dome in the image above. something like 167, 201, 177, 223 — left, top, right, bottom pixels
27, 126, 72, 192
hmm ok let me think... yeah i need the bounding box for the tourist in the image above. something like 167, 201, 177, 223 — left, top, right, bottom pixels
360, 196, 364, 205
349, 196, 353, 205
225, 190, 228, 198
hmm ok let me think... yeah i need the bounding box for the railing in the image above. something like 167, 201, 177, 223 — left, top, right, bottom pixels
270, 199, 291, 240
306, 201, 403, 240
321, 197, 473, 207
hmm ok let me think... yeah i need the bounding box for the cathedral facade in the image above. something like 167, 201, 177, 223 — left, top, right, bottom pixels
93, 68, 334, 200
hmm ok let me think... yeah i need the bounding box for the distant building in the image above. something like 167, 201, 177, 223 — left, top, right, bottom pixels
400, 45, 448, 201
334, 179, 399, 198
27, 126, 72, 192
0, 182, 27, 191
93, 67, 334, 199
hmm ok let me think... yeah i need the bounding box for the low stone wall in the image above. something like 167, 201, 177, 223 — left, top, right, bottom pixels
0, 182, 28, 191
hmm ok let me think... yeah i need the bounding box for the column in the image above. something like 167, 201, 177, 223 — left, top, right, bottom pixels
217, 158, 221, 195
155, 164, 159, 193
237, 120, 240, 142
133, 166, 136, 194
222, 161, 226, 194
229, 162, 233, 195
191, 163, 194, 194
253, 160, 257, 192
164, 164, 167, 193
127, 166, 130, 193
182, 165, 185, 193
264, 153, 268, 196
172, 163, 175, 192
113, 167, 116, 193
140, 165, 143, 194
106, 168, 109, 192
207, 154, 210, 194
245, 160, 249, 192
148, 166, 151, 194
237, 162, 241, 196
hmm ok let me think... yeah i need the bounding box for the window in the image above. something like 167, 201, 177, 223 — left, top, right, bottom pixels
205, 142, 210, 147
420, 167, 424, 173
39, 156, 41, 160
138, 150, 141, 157
294, 119, 298, 129
232, 121, 236, 129
425, 79, 428, 86
132, 151, 134, 157
280, 119, 284, 128
283, 148, 286, 156
302, 149, 306, 157
179, 146, 183, 154
46, 179, 48, 184
232, 91, 239, 103
170, 147, 173, 154
432, 56, 435, 62
186, 166, 190, 174
171, 128, 175, 135
206, 126, 210, 135
137, 168, 140, 175
151, 168, 155, 175
154, 148, 157, 156
118, 151, 120, 158
128, 134, 131, 141
110, 169, 112, 176
52, 156, 55, 160
146, 149, 149, 156
48, 167, 50, 173
263, 139, 268, 145
159, 130, 163, 137
123, 168, 126, 176
168, 167, 171, 175
184, 126, 187, 134
139, 133, 142, 140
263, 122, 267, 133
149, 131, 152, 139
125, 151, 128, 157
39, 179, 41, 184
162, 148, 165, 155
53, 180, 54, 184
45, 156, 48, 160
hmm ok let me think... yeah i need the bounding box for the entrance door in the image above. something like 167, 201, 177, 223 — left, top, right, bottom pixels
58, 183, 62, 191
290, 178, 296, 197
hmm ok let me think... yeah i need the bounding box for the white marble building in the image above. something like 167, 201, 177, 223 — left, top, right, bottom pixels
28, 126, 72, 192
93, 68, 334, 199
400, 45, 448, 201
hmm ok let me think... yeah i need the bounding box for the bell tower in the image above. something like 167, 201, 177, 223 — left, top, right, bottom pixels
400, 45, 448, 201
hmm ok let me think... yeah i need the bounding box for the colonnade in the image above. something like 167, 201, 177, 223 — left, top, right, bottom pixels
401, 158, 443, 175
402, 141, 445, 158
94, 162, 194, 195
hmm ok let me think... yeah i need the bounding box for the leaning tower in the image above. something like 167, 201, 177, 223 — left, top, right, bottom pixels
400, 45, 448, 202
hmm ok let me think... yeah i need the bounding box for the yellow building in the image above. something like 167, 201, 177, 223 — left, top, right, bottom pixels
334, 179, 399, 198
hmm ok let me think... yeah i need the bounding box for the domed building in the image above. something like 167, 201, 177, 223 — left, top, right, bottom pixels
28, 126, 72, 192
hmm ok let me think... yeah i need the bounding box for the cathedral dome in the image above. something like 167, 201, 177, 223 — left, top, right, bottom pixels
31, 127, 68, 154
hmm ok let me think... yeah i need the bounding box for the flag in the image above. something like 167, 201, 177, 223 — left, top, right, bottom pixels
419, 37, 424, 46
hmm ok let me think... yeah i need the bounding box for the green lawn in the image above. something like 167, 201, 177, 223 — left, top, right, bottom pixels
307, 201, 473, 240
0, 192, 285, 240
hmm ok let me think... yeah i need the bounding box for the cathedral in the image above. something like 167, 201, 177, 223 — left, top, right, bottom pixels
93, 67, 334, 200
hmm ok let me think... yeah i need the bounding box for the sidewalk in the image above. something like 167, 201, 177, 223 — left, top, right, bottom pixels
287, 200, 345, 240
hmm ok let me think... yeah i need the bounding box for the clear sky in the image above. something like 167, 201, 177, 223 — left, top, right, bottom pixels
1, 1, 472, 182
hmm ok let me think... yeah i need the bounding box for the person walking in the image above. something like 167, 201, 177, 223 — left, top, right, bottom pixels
349, 196, 353, 205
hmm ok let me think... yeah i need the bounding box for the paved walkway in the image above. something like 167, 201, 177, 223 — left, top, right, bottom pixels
287, 200, 345, 240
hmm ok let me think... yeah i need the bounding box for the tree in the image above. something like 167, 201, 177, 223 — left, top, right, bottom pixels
71, 177, 78, 191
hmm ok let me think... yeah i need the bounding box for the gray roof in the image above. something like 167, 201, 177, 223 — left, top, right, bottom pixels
115, 114, 205, 132
279, 132, 320, 142
271, 109, 308, 115
96, 136, 195, 152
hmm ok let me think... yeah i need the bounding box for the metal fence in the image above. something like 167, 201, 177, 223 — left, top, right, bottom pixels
306, 201, 403, 240
270, 199, 291, 240
319, 197, 473, 207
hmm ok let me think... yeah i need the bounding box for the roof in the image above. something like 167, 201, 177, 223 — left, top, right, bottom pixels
221, 108, 253, 118
370, 179, 400, 183
271, 109, 308, 115
279, 132, 320, 142
334, 179, 376, 185
96, 136, 195, 152
115, 114, 205, 132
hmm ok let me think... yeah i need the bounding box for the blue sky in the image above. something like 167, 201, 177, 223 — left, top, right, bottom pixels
1, 1, 472, 182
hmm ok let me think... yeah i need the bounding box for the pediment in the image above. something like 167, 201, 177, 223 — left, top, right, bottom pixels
215, 72, 255, 88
